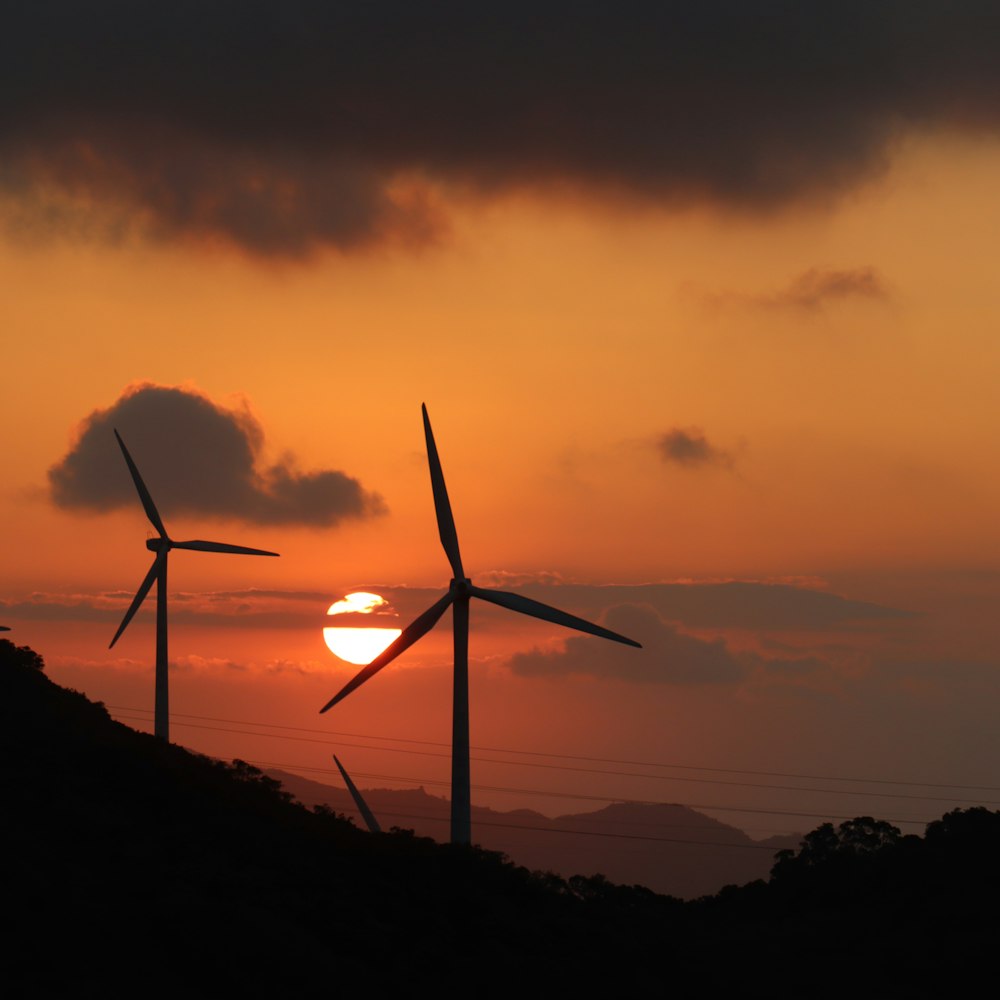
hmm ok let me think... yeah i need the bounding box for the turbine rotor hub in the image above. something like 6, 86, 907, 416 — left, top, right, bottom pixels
450, 577, 472, 598
145, 537, 171, 553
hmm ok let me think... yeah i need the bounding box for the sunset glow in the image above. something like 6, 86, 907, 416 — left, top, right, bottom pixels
323, 627, 403, 666
323, 592, 402, 664
3, 7, 1000, 842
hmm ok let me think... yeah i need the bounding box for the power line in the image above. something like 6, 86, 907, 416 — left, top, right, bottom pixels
108, 708, 935, 829
334, 809, 783, 851
106, 703, 1000, 794
250, 759, 807, 836
245, 760, 930, 829
332, 741, 1000, 805
111, 711, 1000, 807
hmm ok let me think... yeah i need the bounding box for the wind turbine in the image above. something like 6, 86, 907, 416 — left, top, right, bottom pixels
109, 429, 279, 743
333, 755, 382, 833
321, 404, 641, 845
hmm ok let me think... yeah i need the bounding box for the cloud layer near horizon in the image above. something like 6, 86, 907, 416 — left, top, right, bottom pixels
1, 579, 909, 633
3, 3, 1000, 253
507, 604, 830, 684
49, 384, 385, 526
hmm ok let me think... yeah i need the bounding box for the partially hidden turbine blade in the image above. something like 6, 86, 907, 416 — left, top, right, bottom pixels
469, 585, 642, 648
333, 755, 382, 833
173, 539, 279, 557
421, 404, 464, 580
320, 591, 454, 713
109, 551, 164, 648
114, 430, 167, 538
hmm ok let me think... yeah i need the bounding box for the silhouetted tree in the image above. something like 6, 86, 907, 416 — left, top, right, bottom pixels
836, 816, 901, 854
225, 758, 293, 803
772, 815, 901, 877
925, 807, 1000, 850
0, 638, 44, 672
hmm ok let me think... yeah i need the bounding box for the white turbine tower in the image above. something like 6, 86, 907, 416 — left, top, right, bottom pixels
110, 429, 279, 742
321, 404, 640, 845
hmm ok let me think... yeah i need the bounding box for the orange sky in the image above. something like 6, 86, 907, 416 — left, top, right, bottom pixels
3, 20, 1000, 839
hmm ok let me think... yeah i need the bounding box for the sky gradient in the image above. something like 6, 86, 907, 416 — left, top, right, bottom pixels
3, 3, 999, 837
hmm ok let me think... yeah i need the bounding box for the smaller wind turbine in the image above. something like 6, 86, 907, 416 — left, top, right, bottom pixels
333, 755, 382, 833
110, 429, 279, 742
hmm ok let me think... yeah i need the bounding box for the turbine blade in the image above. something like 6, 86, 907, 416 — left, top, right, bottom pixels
469, 585, 642, 648
422, 404, 464, 580
333, 755, 382, 834
114, 430, 167, 538
173, 539, 280, 557
320, 592, 453, 713
109, 553, 164, 648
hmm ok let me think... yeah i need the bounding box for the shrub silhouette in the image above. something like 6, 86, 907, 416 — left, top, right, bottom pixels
0, 638, 45, 672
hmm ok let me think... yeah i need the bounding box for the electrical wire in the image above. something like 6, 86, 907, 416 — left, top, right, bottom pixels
110, 710, 1000, 807
247, 760, 930, 829
105, 704, 1000, 792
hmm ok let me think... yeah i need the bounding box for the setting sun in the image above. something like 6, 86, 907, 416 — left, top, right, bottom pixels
323, 592, 402, 665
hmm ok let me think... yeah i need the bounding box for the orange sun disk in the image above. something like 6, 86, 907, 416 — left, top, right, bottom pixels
323, 592, 402, 665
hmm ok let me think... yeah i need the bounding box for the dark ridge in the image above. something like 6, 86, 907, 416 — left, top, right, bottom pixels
0, 639, 678, 991
3, 638, 999, 992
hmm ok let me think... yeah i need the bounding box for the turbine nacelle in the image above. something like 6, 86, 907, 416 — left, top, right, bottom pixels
145, 537, 170, 553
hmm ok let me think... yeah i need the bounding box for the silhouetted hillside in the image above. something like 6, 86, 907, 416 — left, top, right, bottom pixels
268, 767, 798, 897
691, 810, 1000, 992
0, 641, 676, 991
4, 639, 999, 994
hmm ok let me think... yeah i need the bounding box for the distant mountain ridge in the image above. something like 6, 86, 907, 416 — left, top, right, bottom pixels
266, 768, 799, 898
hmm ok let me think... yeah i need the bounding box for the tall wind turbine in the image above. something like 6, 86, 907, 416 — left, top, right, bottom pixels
110, 429, 279, 743
321, 404, 641, 845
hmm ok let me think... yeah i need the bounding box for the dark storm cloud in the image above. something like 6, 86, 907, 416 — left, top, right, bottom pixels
48, 384, 385, 526
507, 603, 825, 684
3, 2, 1000, 254
658, 428, 732, 469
